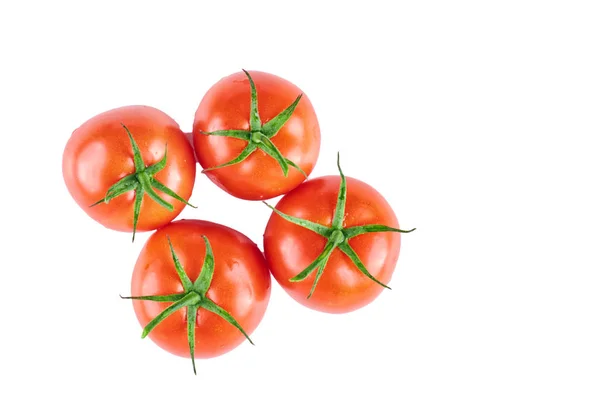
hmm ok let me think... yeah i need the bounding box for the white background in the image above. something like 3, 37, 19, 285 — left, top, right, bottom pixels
1, 1, 599, 395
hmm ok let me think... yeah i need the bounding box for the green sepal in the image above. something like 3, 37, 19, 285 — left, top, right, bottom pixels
122, 123, 146, 172
201, 130, 251, 140
344, 224, 416, 239
145, 145, 168, 175
289, 240, 336, 283
89, 174, 139, 207
261, 94, 303, 138
138, 171, 173, 211
151, 179, 197, 208
289, 240, 337, 299
286, 158, 308, 178
200, 298, 254, 345
202, 143, 257, 173
141, 293, 201, 338
193, 236, 215, 295
308, 263, 327, 299
167, 236, 193, 291
243, 69, 262, 131
338, 242, 390, 290
187, 304, 199, 375
263, 201, 330, 237
258, 135, 289, 176
119, 293, 186, 302
131, 185, 144, 242
331, 152, 347, 230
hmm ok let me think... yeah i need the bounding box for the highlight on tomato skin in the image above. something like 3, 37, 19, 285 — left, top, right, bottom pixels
193, 69, 321, 201
125, 219, 271, 372
62, 105, 197, 241
263, 155, 415, 314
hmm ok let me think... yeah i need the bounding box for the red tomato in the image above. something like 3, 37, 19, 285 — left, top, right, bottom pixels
263, 156, 414, 313
128, 220, 271, 372
62, 106, 196, 240
193, 70, 320, 200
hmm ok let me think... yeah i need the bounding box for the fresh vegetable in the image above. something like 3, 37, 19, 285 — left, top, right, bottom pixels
193, 70, 320, 200
62, 106, 196, 240
125, 220, 271, 373
263, 154, 415, 313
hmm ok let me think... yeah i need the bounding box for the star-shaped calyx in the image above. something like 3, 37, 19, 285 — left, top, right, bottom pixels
264, 154, 416, 299
201, 70, 306, 177
121, 236, 253, 375
90, 124, 196, 241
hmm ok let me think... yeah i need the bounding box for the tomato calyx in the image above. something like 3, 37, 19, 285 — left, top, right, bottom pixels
200, 70, 307, 177
264, 154, 416, 299
121, 236, 254, 375
90, 124, 196, 242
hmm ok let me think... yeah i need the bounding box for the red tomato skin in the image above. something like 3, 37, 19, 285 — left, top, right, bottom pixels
62, 106, 196, 232
264, 176, 401, 314
193, 70, 320, 200
131, 220, 271, 359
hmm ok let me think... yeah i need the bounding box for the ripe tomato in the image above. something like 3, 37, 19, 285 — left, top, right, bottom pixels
62, 106, 196, 240
127, 220, 271, 372
193, 70, 320, 200
263, 155, 415, 313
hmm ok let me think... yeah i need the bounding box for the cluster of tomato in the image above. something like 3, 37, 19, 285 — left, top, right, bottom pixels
62, 70, 414, 374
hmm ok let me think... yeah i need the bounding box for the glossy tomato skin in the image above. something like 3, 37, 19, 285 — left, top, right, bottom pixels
131, 220, 271, 359
264, 176, 401, 314
193, 70, 320, 200
62, 106, 196, 232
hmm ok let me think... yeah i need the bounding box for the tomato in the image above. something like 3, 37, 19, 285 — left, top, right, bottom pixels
126, 220, 271, 373
263, 155, 415, 313
62, 106, 196, 240
193, 70, 320, 200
